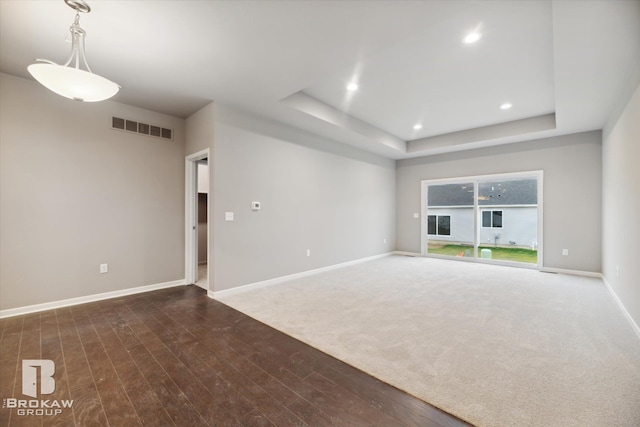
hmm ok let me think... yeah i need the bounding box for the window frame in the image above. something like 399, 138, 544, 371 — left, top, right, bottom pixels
427, 214, 451, 236
420, 170, 543, 270
482, 210, 503, 229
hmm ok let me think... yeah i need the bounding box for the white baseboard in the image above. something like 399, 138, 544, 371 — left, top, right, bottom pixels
539, 267, 602, 278
602, 275, 640, 341
393, 254, 602, 277
0, 279, 185, 319
210, 252, 393, 299
393, 251, 422, 257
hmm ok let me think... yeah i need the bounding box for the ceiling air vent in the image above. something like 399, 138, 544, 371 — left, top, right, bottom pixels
111, 116, 173, 140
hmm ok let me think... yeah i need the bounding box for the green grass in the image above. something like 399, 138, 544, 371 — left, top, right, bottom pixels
428, 244, 537, 264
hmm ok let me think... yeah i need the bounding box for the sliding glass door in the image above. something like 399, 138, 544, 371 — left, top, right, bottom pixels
477, 177, 538, 264
422, 172, 542, 268
426, 182, 476, 258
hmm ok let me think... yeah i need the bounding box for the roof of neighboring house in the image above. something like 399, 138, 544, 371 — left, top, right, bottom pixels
428, 179, 537, 206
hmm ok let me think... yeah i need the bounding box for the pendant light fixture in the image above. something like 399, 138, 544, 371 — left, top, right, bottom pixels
27, 0, 120, 102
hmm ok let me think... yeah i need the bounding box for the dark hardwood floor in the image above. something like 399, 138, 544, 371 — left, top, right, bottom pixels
0, 285, 471, 426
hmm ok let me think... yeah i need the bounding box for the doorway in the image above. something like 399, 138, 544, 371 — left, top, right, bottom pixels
185, 149, 210, 289
421, 171, 543, 269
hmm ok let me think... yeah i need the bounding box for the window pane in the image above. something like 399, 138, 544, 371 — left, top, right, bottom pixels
428, 184, 474, 206
438, 216, 451, 236
478, 178, 537, 264
426, 182, 473, 257
493, 211, 503, 228
478, 178, 537, 205
426, 175, 538, 265
427, 215, 436, 235
482, 211, 491, 227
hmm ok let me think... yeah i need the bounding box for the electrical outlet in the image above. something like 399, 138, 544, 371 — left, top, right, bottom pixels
562, 249, 568, 256
225, 212, 234, 221
384, 238, 387, 244
100, 263, 108, 274
306, 249, 311, 257
413, 213, 419, 219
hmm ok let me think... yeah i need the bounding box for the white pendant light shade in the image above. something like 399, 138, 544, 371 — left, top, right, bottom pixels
28, 63, 119, 102
28, 0, 120, 102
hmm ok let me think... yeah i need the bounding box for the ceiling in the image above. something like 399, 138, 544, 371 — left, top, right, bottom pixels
1, 0, 639, 159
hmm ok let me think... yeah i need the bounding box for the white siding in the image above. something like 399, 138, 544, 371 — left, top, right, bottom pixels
427, 207, 473, 244
479, 207, 537, 248
428, 206, 537, 248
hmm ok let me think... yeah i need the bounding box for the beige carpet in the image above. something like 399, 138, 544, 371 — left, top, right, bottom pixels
216, 255, 640, 427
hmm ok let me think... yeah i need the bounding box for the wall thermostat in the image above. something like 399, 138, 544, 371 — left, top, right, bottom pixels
251, 201, 261, 211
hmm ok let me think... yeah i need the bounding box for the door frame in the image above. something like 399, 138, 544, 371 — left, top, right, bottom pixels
421, 170, 544, 270
185, 148, 210, 287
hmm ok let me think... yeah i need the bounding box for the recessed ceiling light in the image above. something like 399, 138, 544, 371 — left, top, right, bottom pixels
500, 103, 513, 110
346, 82, 359, 91
463, 32, 481, 44
413, 124, 423, 130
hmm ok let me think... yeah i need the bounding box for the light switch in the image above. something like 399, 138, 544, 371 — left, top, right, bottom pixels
413, 213, 419, 219
225, 212, 234, 221
251, 201, 261, 211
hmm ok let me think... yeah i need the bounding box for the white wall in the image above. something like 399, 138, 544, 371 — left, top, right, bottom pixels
427, 207, 474, 244
397, 131, 602, 272
212, 106, 396, 292
427, 207, 537, 248
478, 207, 538, 248
197, 163, 209, 194
185, 102, 215, 155
602, 83, 640, 329
0, 73, 186, 311
185, 102, 215, 283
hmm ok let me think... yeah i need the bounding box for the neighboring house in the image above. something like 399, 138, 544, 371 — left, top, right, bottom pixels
427, 179, 538, 249
477, 205, 537, 248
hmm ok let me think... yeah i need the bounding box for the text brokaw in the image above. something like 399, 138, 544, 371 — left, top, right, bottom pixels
4, 398, 74, 416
